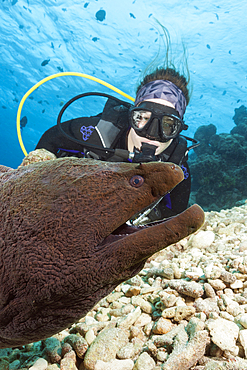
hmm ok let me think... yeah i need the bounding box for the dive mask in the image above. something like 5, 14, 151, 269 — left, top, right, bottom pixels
129, 101, 188, 143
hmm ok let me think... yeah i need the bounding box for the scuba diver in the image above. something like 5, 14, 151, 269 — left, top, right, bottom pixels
36, 67, 198, 223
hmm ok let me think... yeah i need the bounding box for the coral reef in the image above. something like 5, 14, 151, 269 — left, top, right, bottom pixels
188, 105, 247, 211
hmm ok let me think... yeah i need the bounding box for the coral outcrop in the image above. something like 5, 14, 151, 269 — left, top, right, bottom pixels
189, 105, 247, 211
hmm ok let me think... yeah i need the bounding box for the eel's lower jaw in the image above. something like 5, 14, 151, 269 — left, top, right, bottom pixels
98, 217, 173, 248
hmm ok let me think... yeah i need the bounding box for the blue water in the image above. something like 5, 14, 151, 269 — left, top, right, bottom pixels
0, 0, 247, 168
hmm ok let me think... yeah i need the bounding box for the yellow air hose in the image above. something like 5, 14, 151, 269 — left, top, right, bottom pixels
16, 72, 135, 156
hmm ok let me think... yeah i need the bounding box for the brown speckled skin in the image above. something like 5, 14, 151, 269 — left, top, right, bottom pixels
0, 158, 204, 348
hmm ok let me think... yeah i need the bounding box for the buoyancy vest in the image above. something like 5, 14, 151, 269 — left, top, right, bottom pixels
57, 97, 131, 160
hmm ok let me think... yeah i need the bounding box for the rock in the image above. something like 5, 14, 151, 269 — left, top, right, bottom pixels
63, 349, 76, 363
220, 271, 236, 284
165, 280, 204, 298
84, 327, 129, 370
221, 294, 244, 317
106, 292, 123, 303
117, 343, 135, 359
173, 306, 195, 322
171, 262, 182, 279
131, 338, 144, 357
117, 307, 142, 329
85, 329, 96, 346
185, 267, 204, 280
161, 307, 176, 319
175, 297, 186, 307
43, 337, 61, 363
208, 312, 219, 319
140, 286, 158, 295
61, 343, 73, 358
18, 149, 56, 167
206, 318, 239, 356
9, 360, 21, 370
162, 329, 209, 370
224, 288, 234, 298
218, 223, 242, 236
194, 298, 220, 317
95, 359, 134, 370
204, 265, 222, 280
239, 313, 247, 328
47, 366, 61, 370
239, 240, 247, 252
0, 359, 9, 370
133, 352, 155, 370
208, 279, 226, 291
186, 317, 205, 337
129, 326, 146, 341
219, 311, 234, 321
239, 329, 247, 358
127, 275, 143, 286
152, 318, 173, 334
125, 286, 141, 297
191, 230, 215, 249
230, 280, 243, 289
204, 357, 247, 370
63, 334, 88, 359
131, 297, 153, 314
121, 304, 136, 315
85, 316, 97, 326
160, 293, 177, 308
95, 307, 111, 322
204, 283, 216, 298
208, 343, 224, 358
195, 312, 207, 322
60, 357, 77, 370
29, 358, 48, 370
162, 267, 175, 279
153, 323, 187, 347
143, 322, 153, 336
134, 313, 152, 327
156, 348, 168, 362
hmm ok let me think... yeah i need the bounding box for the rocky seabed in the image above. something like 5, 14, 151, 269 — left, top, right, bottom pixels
2, 202, 247, 370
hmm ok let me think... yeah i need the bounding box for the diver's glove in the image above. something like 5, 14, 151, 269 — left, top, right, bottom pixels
132, 143, 157, 163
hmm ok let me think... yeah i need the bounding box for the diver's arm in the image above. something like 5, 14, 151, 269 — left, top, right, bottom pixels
148, 162, 191, 220
165, 163, 191, 215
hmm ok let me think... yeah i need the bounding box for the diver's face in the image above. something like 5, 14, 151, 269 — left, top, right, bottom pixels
128, 128, 172, 155
127, 98, 175, 155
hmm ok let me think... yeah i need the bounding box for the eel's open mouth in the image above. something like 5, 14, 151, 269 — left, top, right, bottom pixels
97, 204, 205, 250
98, 217, 172, 248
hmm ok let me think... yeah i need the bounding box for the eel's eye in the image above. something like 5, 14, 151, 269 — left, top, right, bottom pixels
130, 175, 144, 188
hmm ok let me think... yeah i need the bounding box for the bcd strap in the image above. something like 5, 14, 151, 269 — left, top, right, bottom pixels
158, 136, 188, 165
95, 119, 121, 148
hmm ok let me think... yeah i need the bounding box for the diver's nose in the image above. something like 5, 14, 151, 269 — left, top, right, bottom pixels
146, 118, 160, 140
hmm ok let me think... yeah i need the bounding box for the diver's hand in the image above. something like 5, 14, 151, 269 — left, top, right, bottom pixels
132, 143, 157, 163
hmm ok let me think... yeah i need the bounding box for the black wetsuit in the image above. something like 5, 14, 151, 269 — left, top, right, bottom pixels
36, 97, 191, 221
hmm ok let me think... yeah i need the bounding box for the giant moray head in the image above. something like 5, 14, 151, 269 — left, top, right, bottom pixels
0, 157, 204, 274
1, 157, 185, 249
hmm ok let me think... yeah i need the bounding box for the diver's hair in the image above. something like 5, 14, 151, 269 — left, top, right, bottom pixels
136, 67, 190, 105
136, 22, 191, 105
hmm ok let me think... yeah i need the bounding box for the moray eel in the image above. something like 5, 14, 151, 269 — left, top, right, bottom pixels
0, 158, 204, 348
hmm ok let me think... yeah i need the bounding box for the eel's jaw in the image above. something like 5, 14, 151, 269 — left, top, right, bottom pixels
95, 204, 204, 286
99, 204, 205, 256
